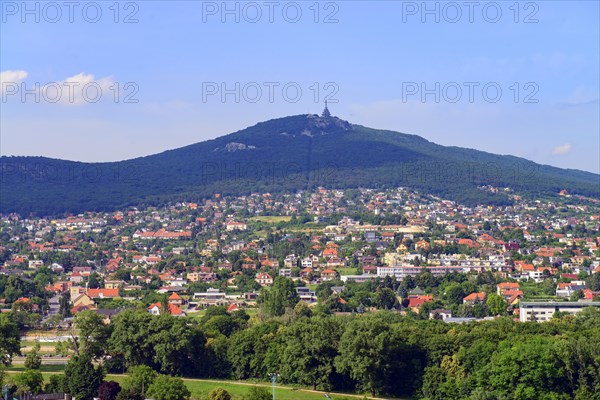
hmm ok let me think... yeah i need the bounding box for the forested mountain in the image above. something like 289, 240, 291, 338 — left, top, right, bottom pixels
1, 113, 598, 215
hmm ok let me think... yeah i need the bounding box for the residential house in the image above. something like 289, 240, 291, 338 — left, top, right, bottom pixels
104, 280, 125, 290
296, 287, 317, 303
429, 309, 452, 321
279, 268, 292, 277
463, 292, 487, 305
225, 221, 247, 231
168, 292, 184, 306
147, 302, 184, 316
556, 281, 586, 298
497, 282, 520, 295
194, 288, 228, 307
87, 288, 119, 299
256, 273, 273, 286
407, 295, 433, 312
321, 269, 338, 281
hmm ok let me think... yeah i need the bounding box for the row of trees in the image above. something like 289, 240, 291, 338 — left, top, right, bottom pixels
4, 279, 600, 399
45, 304, 600, 399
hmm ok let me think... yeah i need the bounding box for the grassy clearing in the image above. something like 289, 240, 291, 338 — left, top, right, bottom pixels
250, 216, 292, 223
4, 369, 387, 400
7, 364, 66, 373
20, 340, 63, 354
244, 308, 259, 316
106, 376, 367, 400
22, 329, 65, 336
285, 226, 323, 233
337, 267, 358, 276
20, 340, 62, 348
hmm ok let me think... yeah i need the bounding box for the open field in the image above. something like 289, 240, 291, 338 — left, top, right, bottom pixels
337, 267, 358, 276
5, 368, 391, 400
7, 364, 66, 373
21, 345, 57, 354
250, 216, 293, 223
19, 338, 67, 354
11, 357, 69, 365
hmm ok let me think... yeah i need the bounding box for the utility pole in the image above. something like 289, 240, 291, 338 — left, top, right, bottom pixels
268, 373, 279, 400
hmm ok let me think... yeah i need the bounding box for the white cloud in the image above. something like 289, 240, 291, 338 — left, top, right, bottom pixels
552, 143, 572, 155
1, 71, 115, 104
41, 72, 115, 105
0, 70, 28, 94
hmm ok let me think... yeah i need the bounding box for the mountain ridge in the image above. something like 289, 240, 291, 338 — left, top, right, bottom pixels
1, 113, 598, 215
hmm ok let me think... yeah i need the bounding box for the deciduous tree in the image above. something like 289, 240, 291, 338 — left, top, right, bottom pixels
64, 355, 104, 400
146, 375, 190, 400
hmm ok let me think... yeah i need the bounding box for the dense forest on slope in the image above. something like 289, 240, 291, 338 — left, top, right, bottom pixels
1, 114, 598, 215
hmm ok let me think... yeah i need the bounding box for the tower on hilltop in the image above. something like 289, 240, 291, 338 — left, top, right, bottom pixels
321, 100, 331, 118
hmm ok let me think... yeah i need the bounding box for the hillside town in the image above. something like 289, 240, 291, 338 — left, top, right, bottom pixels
2, 186, 599, 326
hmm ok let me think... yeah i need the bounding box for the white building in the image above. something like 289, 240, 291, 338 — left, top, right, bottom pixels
519, 301, 600, 322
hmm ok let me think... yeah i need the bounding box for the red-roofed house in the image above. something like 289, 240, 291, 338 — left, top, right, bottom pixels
227, 303, 240, 313
255, 273, 273, 286
168, 292, 184, 306
408, 295, 433, 312
87, 288, 119, 299
147, 302, 184, 316
497, 282, 519, 295
463, 292, 487, 305
321, 269, 338, 281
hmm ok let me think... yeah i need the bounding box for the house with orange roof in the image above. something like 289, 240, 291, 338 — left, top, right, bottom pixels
87, 288, 119, 299
503, 290, 523, 306
261, 258, 278, 268
227, 303, 240, 313
321, 269, 338, 281
147, 302, 184, 316
463, 292, 487, 305
168, 292, 184, 306
299, 268, 313, 279
458, 239, 479, 248
535, 247, 562, 258
242, 263, 256, 270
582, 289, 600, 300
519, 263, 535, 273
556, 281, 586, 298
225, 221, 247, 231
45, 281, 70, 293
69, 272, 84, 284
323, 247, 338, 257
381, 232, 395, 242
71, 304, 97, 314
326, 257, 345, 268
497, 282, 520, 295
255, 273, 273, 286
407, 295, 433, 312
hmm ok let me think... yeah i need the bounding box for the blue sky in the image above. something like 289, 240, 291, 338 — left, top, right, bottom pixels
1, 0, 599, 173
